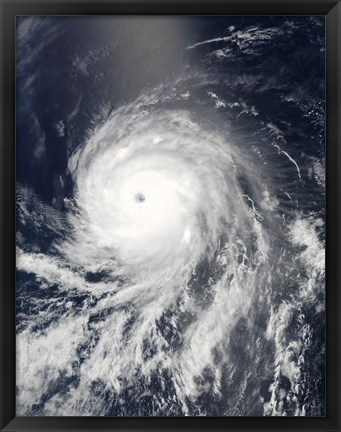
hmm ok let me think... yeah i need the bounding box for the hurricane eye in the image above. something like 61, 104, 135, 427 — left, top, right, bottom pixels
135, 192, 146, 203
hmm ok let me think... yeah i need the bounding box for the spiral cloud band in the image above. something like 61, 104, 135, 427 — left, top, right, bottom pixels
18, 86, 275, 415
53, 94, 269, 408
65, 104, 264, 278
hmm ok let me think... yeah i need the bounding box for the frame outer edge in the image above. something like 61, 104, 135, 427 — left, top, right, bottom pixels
1, 1, 341, 431
0, 0, 16, 431
0, 0, 3, 426
326, 1, 341, 431
336, 3, 340, 431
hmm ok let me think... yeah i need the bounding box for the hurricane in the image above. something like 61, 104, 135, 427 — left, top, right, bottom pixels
16, 16, 325, 417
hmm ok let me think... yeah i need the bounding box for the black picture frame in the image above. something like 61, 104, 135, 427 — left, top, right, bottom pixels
1, 0, 340, 431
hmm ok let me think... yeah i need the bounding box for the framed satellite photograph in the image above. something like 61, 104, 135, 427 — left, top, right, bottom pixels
0, 1, 340, 432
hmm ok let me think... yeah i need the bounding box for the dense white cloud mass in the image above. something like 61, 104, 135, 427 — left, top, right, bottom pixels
16, 83, 324, 416
16, 85, 273, 414
63, 104, 264, 278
